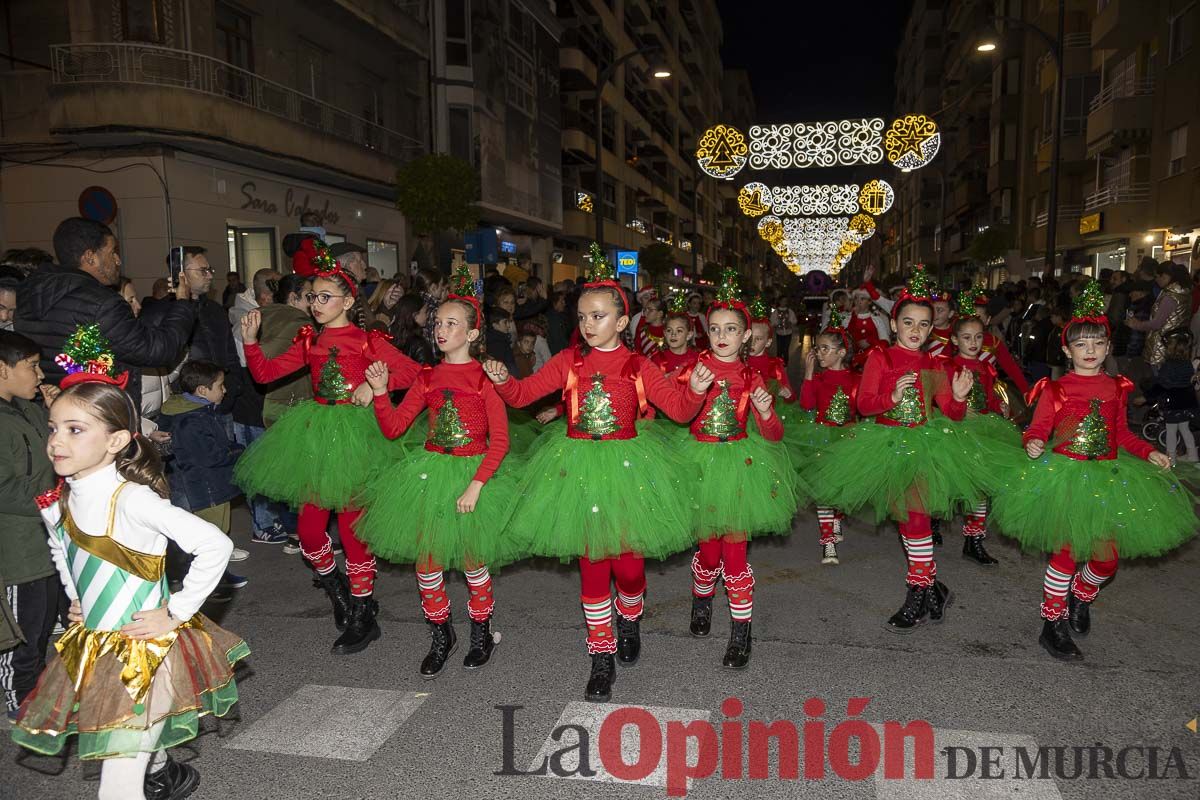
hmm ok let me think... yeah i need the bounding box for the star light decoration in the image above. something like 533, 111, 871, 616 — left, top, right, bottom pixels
695, 124, 749, 179
885, 114, 941, 170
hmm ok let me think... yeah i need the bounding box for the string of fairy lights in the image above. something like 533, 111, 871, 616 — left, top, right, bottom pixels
695, 114, 940, 278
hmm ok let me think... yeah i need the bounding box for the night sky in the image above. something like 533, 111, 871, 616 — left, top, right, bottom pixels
713, 0, 914, 184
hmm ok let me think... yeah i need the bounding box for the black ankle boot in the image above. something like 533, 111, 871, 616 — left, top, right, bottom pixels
314, 569, 352, 631
616, 616, 641, 665
1068, 592, 1091, 636
962, 535, 999, 566
463, 617, 497, 669
930, 518, 943, 546
689, 596, 713, 637
419, 617, 457, 678
144, 753, 200, 800
926, 580, 952, 622
722, 620, 752, 670
1039, 618, 1083, 660
885, 583, 929, 633
331, 595, 380, 655
585, 653, 616, 702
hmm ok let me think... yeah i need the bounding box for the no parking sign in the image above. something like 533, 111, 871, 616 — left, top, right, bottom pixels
78, 186, 118, 225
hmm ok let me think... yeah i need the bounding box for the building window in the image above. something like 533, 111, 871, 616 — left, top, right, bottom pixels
506, 48, 535, 117
1167, 125, 1188, 176
367, 240, 400, 278
602, 175, 617, 223
446, 0, 471, 67
226, 225, 276, 277
448, 105, 474, 165
1169, 4, 1195, 63
215, 2, 253, 71
121, 0, 163, 42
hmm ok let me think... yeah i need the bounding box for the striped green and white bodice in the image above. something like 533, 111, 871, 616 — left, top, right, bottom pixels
56, 483, 169, 631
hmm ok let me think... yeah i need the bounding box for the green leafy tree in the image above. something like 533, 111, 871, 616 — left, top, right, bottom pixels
966, 225, 1014, 264
395, 154, 480, 235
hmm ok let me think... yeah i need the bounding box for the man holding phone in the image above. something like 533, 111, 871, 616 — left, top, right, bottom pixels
15, 218, 196, 403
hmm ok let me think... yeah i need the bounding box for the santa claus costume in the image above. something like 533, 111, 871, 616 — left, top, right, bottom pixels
989, 281, 1196, 661
484, 244, 705, 703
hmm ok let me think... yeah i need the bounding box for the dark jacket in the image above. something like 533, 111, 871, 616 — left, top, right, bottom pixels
143, 294, 245, 418
17, 264, 196, 404
158, 394, 243, 511
0, 397, 57, 585
485, 326, 516, 373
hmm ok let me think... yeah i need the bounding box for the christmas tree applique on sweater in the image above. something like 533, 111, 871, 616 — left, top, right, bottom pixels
429, 390, 473, 450
1065, 399, 1109, 458
317, 347, 353, 402
701, 381, 740, 441
578, 374, 619, 439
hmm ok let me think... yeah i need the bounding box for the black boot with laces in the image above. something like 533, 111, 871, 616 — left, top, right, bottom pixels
419, 618, 457, 678
463, 617, 497, 669
885, 583, 929, 633
722, 620, 752, 670
585, 653, 616, 702
689, 596, 713, 637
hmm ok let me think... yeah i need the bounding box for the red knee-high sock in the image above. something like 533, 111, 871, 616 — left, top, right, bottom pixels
1041, 546, 1076, 620
612, 551, 646, 621
416, 558, 450, 622
898, 511, 935, 587
721, 537, 753, 622
580, 556, 615, 654
962, 499, 989, 537
1072, 554, 1118, 603
816, 507, 838, 545
298, 504, 336, 575
337, 509, 376, 596
692, 538, 723, 597
465, 565, 495, 622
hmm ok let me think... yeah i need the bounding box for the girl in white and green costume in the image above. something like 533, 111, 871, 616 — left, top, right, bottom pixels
11, 345, 247, 800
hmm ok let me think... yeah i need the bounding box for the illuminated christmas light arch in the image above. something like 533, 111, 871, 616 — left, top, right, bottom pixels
696, 124, 749, 179
858, 179, 895, 215
737, 182, 773, 217
885, 115, 940, 170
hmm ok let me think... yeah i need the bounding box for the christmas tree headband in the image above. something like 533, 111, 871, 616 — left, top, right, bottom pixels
445, 265, 483, 329
956, 286, 984, 318
746, 295, 770, 325
583, 242, 629, 316
56, 324, 129, 389
822, 306, 851, 351
891, 264, 934, 319
1063, 279, 1110, 345
664, 290, 689, 315
293, 238, 358, 297
709, 268, 749, 325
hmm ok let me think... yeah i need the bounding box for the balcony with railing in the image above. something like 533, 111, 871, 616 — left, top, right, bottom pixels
48, 43, 423, 183
1084, 182, 1150, 211
1035, 204, 1083, 227
1086, 78, 1154, 153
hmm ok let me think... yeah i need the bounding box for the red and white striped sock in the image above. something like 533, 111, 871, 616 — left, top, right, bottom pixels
1071, 558, 1117, 603
302, 540, 337, 576
465, 565, 494, 622
417, 569, 450, 622
615, 588, 644, 621
582, 595, 616, 654
817, 507, 838, 545
691, 551, 721, 597
1040, 555, 1074, 620
346, 557, 377, 597
962, 500, 989, 537
724, 567, 755, 622
900, 535, 936, 587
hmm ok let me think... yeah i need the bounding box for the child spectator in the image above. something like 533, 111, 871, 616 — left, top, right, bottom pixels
514, 323, 539, 378
0, 331, 58, 720
158, 360, 247, 598
1142, 331, 1199, 462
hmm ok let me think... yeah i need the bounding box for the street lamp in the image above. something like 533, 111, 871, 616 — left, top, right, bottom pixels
976, 1, 1065, 276
592, 49, 670, 250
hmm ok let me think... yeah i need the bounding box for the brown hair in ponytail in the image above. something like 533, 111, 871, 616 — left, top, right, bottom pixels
54, 383, 169, 509
316, 272, 369, 330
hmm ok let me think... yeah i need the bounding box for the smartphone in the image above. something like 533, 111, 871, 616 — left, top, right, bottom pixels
168, 245, 184, 288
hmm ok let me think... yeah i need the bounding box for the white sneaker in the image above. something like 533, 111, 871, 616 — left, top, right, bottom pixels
229, 547, 250, 562
821, 542, 839, 565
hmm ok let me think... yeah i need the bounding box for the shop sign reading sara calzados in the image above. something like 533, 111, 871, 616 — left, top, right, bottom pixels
240, 181, 341, 225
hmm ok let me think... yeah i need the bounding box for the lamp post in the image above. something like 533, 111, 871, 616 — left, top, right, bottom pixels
977, 0, 1065, 275
591, 50, 670, 249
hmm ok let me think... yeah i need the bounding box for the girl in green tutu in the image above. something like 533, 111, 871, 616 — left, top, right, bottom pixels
677, 271, 801, 670
989, 280, 1195, 661
797, 309, 860, 566
808, 266, 983, 634
356, 268, 517, 679
237, 238, 420, 655
936, 289, 1024, 567
482, 243, 710, 704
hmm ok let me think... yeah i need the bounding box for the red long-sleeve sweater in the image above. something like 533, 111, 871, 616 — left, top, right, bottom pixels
244, 324, 420, 400
981, 332, 1029, 394
495, 345, 704, 439
1023, 372, 1154, 460
858, 344, 966, 424
800, 368, 861, 425
949, 354, 1004, 415
372, 360, 509, 483
926, 325, 954, 358
748, 353, 795, 402
652, 348, 699, 377
689, 312, 709, 350
689, 354, 783, 442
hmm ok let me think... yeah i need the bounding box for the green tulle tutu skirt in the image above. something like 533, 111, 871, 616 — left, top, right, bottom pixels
509, 431, 696, 562
808, 420, 997, 523
957, 410, 1022, 447
989, 451, 1198, 558
233, 401, 391, 510
356, 449, 524, 569
685, 435, 801, 539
